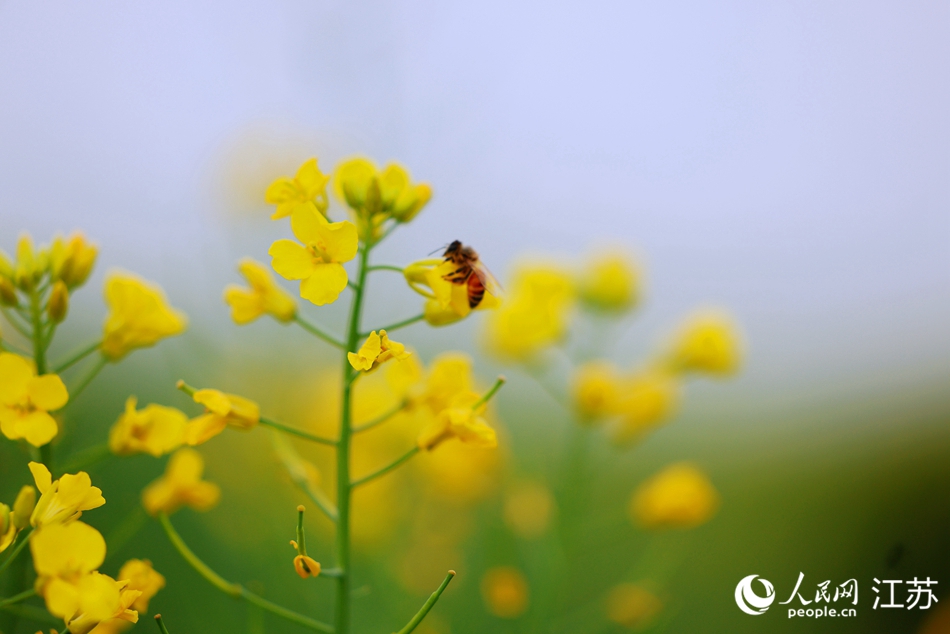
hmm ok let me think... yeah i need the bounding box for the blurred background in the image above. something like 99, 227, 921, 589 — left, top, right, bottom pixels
0, 1, 948, 632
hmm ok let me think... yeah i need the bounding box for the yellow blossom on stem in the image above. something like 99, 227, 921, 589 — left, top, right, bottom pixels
0, 353, 68, 446
609, 371, 680, 446
630, 462, 720, 529
183, 387, 260, 446
142, 448, 220, 515
82, 580, 141, 634
347, 330, 410, 372
29, 462, 105, 528
108, 397, 187, 457
663, 310, 742, 376
571, 361, 620, 422
265, 158, 330, 220
417, 391, 497, 451
577, 250, 640, 314
116, 559, 165, 613
483, 264, 574, 360
101, 274, 187, 361
14, 234, 44, 291
404, 259, 500, 324
1, 484, 36, 551
481, 567, 529, 619
290, 505, 321, 578
224, 258, 297, 324
268, 203, 358, 306
50, 233, 98, 288
333, 158, 432, 238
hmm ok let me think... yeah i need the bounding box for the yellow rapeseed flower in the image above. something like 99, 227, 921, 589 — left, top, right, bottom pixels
224, 258, 297, 324
481, 567, 529, 619
606, 583, 662, 629
417, 391, 497, 451
630, 462, 720, 529
664, 310, 742, 376
101, 274, 187, 361
503, 481, 555, 539
577, 250, 640, 313
116, 559, 164, 613
184, 388, 260, 446
268, 203, 358, 306
347, 330, 410, 372
142, 448, 221, 515
483, 264, 574, 360
265, 158, 330, 220
50, 233, 98, 288
415, 352, 473, 414
108, 397, 187, 457
333, 158, 432, 232
81, 580, 141, 634
610, 371, 680, 445
29, 462, 105, 528
14, 234, 45, 291
0, 353, 68, 446
404, 259, 500, 325
291, 549, 321, 579
571, 361, 620, 421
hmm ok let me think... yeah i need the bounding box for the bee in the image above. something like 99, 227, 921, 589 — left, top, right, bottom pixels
441, 240, 499, 309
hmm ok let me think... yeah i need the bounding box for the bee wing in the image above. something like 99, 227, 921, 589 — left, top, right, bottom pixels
473, 263, 504, 296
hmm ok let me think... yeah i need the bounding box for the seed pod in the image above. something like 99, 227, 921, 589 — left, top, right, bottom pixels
12, 486, 36, 530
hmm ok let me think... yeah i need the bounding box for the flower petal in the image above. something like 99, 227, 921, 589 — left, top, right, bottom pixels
299, 264, 348, 306
0, 353, 33, 405
27, 375, 69, 411
268, 240, 315, 280
290, 202, 328, 245
20, 411, 59, 446
319, 220, 359, 263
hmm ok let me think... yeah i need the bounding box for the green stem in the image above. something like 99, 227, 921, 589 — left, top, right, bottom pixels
260, 417, 337, 446
270, 434, 339, 522
294, 316, 346, 349
53, 340, 102, 373
335, 240, 372, 634
0, 531, 32, 577
393, 571, 456, 634
363, 313, 424, 337
56, 443, 111, 475
352, 400, 408, 434
154, 614, 172, 634
471, 376, 507, 410
68, 355, 106, 403
0, 588, 36, 610
0, 307, 32, 339
352, 447, 420, 488
366, 264, 404, 273
158, 513, 334, 633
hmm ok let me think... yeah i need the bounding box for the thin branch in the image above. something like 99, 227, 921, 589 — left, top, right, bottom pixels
352, 400, 408, 434
270, 434, 339, 523
363, 313, 424, 337
56, 443, 111, 475
352, 446, 420, 488
67, 355, 107, 403
366, 264, 404, 274
0, 306, 32, 338
0, 588, 37, 610
260, 417, 337, 446
158, 513, 334, 633
293, 316, 346, 349
53, 340, 102, 373
0, 530, 32, 576
394, 571, 456, 634
472, 376, 506, 410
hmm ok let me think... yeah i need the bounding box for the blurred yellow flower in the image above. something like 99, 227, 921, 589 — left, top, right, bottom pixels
481, 567, 529, 619
630, 462, 719, 529
417, 352, 474, 414
503, 481, 555, 539
184, 388, 260, 446
109, 397, 186, 457
484, 264, 573, 360
268, 203, 358, 306
333, 157, 432, 226
224, 258, 297, 324
265, 158, 330, 220
606, 583, 662, 629
417, 391, 497, 451
572, 361, 620, 421
50, 233, 98, 288
577, 250, 640, 313
47, 280, 70, 323
101, 274, 187, 361
292, 553, 321, 579
142, 448, 220, 516
610, 371, 680, 445
29, 462, 105, 528
0, 485, 34, 552
664, 310, 742, 376
0, 505, 14, 553
116, 559, 165, 613
0, 353, 68, 446
14, 234, 43, 290
348, 330, 410, 372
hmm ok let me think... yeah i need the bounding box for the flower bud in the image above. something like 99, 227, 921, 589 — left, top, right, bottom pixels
0, 276, 17, 307
391, 183, 432, 223
0, 503, 10, 536
14, 234, 37, 291
47, 280, 69, 323
0, 249, 12, 279
52, 234, 98, 288
12, 485, 36, 530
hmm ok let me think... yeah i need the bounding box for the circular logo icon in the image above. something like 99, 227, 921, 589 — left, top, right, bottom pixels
735, 574, 775, 615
